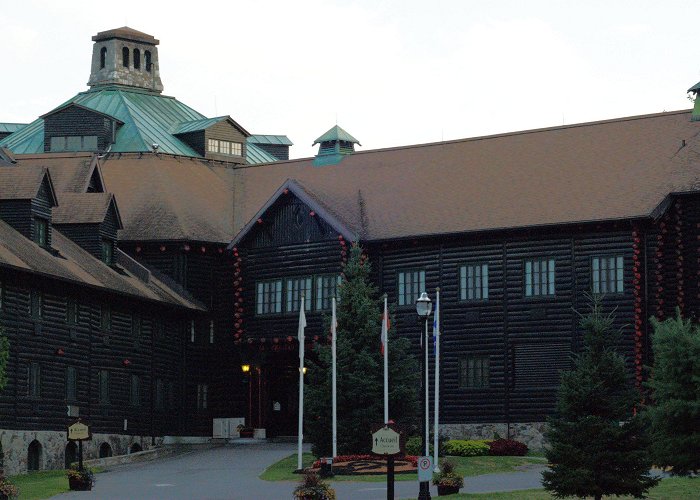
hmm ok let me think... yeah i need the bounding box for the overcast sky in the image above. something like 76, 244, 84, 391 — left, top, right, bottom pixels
3, 0, 699, 158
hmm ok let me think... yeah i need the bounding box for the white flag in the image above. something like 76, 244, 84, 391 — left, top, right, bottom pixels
297, 298, 307, 346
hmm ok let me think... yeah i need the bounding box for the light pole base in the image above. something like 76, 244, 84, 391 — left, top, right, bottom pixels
418, 480, 431, 499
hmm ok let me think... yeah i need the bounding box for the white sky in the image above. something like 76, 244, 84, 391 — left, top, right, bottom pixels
2, 0, 700, 159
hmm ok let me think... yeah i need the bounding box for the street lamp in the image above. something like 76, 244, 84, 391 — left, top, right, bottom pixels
416, 291, 432, 500
241, 363, 252, 427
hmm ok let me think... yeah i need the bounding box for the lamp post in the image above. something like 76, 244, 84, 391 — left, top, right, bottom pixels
416, 292, 432, 500
241, 363, 251, 427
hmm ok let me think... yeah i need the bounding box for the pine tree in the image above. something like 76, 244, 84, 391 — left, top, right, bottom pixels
645, 312, 700, 475
542, 298, 658, 500
305, 244, 419, 457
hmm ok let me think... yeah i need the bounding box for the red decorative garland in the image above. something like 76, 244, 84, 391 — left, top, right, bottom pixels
655, 215, 668, 320
232, 247, 244, 345
674, 200, 684, 315
631, 228, 643, 391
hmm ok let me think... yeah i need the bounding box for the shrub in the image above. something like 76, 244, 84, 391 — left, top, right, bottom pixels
488, 438, 528, 456
0, 477, 19, 499
443, 440, 490, 457
432, 459, 464, 489
405, 434, 447, 456
293, 471, 336, 500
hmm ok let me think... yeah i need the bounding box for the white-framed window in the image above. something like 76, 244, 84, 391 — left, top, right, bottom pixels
209, 319, 215, 344
459, 355, 490, 388
197, 383, 208, 409
219, 140, 231, 155
460, 264, 489, 301
231, 142, 242, 155
190, 320, 196, 343
256, 280, 282, 315
592, 255, 624, 294
286, 277, 312, 312
316, 275, 341, 310
524, 258, 555, 297
398, 269, 425, 306
207, 138, 219, 153
207, 138, 242, 156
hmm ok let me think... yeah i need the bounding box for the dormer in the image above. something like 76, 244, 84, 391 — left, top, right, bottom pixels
0, 166, 58, 246
52, 193, 123, 264
41, 104, 123, 153
87, 27, 164, 93
173, 116, 250, 163
247, 135, 293, 161
312, 125, 360, 166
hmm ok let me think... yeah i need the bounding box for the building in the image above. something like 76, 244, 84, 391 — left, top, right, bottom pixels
1, 26, 700, 471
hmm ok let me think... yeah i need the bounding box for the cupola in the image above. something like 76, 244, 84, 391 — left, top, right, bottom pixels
312, 125, 360, 166
87, 27, 164, 93
690, 80, 700, 122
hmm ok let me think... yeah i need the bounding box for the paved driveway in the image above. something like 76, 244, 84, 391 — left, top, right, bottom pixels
52, 442, 546, 499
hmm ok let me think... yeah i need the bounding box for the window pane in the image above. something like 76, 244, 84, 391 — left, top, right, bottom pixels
459, 266, 466, 301
398, 273, 405, 306
525, 261, 532, 296
66, 136, 81, 151
467, 266, 474, 300
83, 136, 98, 150
616, 256, 624, 292
482, 264, 489, 300
548, 260, 555, 295
50, 136, 66, 152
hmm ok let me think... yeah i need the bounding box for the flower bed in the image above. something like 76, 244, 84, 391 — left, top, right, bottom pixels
308, 455, 418, 475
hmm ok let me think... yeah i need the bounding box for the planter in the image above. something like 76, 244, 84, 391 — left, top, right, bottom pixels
239, 429, 255, 438
68, 477, 92, 491
437, 484, 460, 496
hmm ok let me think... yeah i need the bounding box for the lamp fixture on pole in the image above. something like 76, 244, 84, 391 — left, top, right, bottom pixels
416, 291, 432, 500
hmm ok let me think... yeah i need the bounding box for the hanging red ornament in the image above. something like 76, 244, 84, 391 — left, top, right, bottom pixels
257, 218, 263, 224
136, 246, 142, 253
309, 211, 315, 217
160, 245, 166, 252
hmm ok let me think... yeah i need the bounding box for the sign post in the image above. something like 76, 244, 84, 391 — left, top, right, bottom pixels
67, 419, 91, 470
371, 425, 404, 500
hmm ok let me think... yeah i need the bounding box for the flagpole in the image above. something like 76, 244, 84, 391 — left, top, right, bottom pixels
424, 310, 430, 457
383, 294, 389, 424
433, 288, 441, 473
331, 297, 337, 458
297, 297, 306, 471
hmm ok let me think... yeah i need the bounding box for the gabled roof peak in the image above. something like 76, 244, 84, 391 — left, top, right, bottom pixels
313, 125, 361, 146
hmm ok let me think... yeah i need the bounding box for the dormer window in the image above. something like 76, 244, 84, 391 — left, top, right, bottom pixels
122, 47, 129, 68
145, 50, 152, 72
207, 139, 242, 156
101, 238, 114, 265
49, 136, 98, 152
133, 49, 140, 70
100, 47, 107, 69
33, 217, 48, 247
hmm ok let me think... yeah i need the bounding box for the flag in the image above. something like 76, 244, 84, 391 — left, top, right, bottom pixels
380, 299, 389, 355
433, 291, 440, 347
298, 297, 307, 349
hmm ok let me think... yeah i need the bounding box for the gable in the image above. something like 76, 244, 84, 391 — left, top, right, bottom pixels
242, 193, 341, 249
101, 200, 122, 238
87, 164, 105, 192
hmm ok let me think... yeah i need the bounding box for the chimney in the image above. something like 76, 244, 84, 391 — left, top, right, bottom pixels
312, 125, 360, 166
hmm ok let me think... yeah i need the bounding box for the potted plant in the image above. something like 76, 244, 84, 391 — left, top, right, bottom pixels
432, 459, 464, 496
66, 466, 95, 491
236, 424, 255, 438
293, 471, 336, 500
0, 476, 18, 500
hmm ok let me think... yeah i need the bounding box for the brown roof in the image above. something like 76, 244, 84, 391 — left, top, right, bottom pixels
14, 153, 101, 193
53, 193, 123, 227
231, 110, 700, 241
0, 218, 203, 310
92, 26, 159, 45
0, 165, 56, 203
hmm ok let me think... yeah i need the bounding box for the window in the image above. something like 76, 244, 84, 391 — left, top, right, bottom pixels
231, 142, 242, 156
459, 356, 490, 388
190, 320, 196, 343
100, 47, 107, 69
101, 239, 114, 265
460, 264, 489, 301
256, 280, 282, 315
34, 218, 48, 247
219, 140, 230, 155
286, 277, 312, 312
49, 135, 98, 152
100, 305, 111, 331
398, 270, 425, 306
592, 255, 624, 294
132, 314, 141, 337
28, 362, 41, 397
209, 320, 215, 344
207, 139, 219, 153
122, 47, 129, 67
155, 378, 164, 409
207, 139, 242, 156
66, 367, 77, 402
66, 298, 78, 325
133, 49, 140, 70
145, 50, 152, 72
153, 317, 164, 339
98, 370, 110, 404
29, 290, 43, 319
524, 258, 555, 297
197, 383, 208, 409
130, 375, 140, 406
314, 275, 339, 310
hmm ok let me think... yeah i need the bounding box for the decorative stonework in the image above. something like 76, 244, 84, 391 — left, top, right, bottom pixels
0, 428, 160, 475
439, 422, 548, 451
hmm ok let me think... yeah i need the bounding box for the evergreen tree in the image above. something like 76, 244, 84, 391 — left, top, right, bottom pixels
542, 298, 658, 500
645, 312, 700, 475
305, 244, 419, 457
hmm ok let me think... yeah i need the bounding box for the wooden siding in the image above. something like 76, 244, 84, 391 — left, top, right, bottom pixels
0, 267, 191, 437
43, 106, 114, 152
254, 143, 289, 161
0, 200, 32, 239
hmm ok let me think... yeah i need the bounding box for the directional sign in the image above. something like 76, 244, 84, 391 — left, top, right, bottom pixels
67, 421, 90, 441
417, 455, 434, 482
372, 427, 401, 455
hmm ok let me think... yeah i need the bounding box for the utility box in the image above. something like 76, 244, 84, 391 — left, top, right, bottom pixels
212, 417, 245, 439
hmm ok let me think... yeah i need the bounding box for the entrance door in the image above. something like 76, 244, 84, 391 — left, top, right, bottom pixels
265, 353, 299, 438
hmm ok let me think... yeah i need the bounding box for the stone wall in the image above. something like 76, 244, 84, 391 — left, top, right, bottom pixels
0, 428, 161, 475
439, 422, 548, 450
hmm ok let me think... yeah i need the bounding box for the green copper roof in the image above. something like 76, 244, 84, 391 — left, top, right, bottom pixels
0, 123, 27, 134
0, 87, 264, 163
688, 80, 700, 93
248, 134, 293, 146
246, 142, 278, 163
312, 125, 360, 146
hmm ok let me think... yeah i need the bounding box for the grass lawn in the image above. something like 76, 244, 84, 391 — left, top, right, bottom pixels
259, 453, 547, 483
7, 468, 103, 500
441, 476, 698, 499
